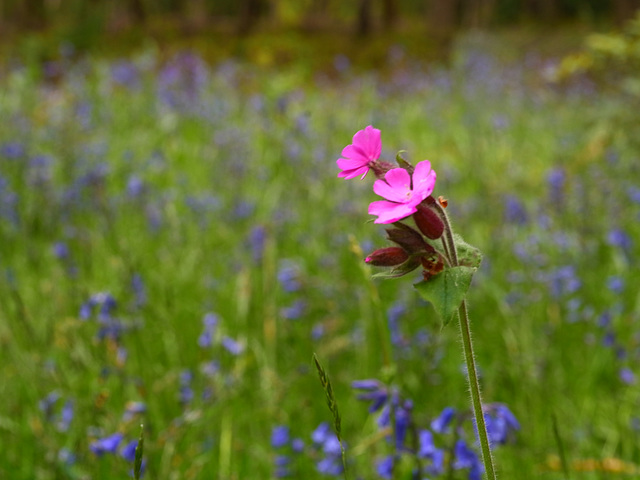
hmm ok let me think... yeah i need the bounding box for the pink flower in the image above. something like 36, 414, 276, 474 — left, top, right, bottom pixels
368, 160, 436, 224
336, 126, 381, 179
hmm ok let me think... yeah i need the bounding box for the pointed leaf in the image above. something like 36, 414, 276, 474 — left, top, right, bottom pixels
453, 234, 483, 268
414, 266, 476, 326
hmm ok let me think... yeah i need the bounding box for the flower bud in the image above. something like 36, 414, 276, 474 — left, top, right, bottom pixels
413, 204, 444, 240
365, 247, 409, 267
386, 225, 434, 255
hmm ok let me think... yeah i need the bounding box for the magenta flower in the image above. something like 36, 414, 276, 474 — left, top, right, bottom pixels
368, 160, 436, 224
336, 126, 381, 179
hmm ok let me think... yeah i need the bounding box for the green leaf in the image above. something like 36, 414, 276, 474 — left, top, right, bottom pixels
134, 425, 144, 480
453, 234, 483, 268
414, 266, 476, 326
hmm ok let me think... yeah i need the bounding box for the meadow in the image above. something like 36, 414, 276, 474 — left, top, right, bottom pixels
1, 32, 639, 479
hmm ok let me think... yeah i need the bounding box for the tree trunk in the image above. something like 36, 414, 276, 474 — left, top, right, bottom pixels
23, 0, 46, 30
128, 0, 146, 24
237, 0, 265, 35
428, 0, 458, 36
382, 0, 399, 31
356, 0, 373, 37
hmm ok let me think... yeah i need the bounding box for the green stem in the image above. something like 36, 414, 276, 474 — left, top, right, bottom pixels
458, 299, 497, 480
435, 202, 497, 479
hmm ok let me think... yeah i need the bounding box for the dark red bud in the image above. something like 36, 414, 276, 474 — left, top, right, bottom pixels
413, 204, 445, 240
365, 247, 409, 267
370, 161, 396, 179
386, 225, 431, 254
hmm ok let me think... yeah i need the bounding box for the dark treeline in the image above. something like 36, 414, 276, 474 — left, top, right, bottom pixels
1, 0, 639, 38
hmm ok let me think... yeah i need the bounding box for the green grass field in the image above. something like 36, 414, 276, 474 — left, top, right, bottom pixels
1, 33, 639, 479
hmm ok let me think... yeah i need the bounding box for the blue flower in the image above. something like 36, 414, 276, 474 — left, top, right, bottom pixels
606, 276, 624, 294
278, 260, 302, 293
274, 455, 291, 477
431, 406, 456, 434
90, 432, 124, 456
222, 336, 245, 355
281, 300, 306, 320
620, 368, 636, 385
57, 400, 74, 432
607, 229, 632, 251
198, 313, 218, 348
272, 426, 290, 448
503, 195, 528, 224
376, 455, 394, 479
484, 404, 520, 445
352, 379, 388, 413
120, 440, 138, 462
453, 440, 483, 479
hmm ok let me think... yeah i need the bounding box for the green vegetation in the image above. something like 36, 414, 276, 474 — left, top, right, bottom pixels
0, 27, 639, 479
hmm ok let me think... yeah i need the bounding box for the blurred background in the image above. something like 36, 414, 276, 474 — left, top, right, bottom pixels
2, 0, 640, 66
2, 1, 640, 479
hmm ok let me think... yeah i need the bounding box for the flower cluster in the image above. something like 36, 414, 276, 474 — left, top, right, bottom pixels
337, 126, 447, 280
352, 380, 519, 479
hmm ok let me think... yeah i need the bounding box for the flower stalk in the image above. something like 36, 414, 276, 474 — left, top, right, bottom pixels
337, 125, 499, 479
437, 202, 497, 480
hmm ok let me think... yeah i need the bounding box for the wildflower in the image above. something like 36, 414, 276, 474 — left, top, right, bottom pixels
58, 448, 76, 466
365, 247, 409, 267
413, 203, 445, 239
376, 455, 394, 479
281, 300, 306, 320
272, 426, 290, 448
222, 336, 245, 355
198, 313, 218, 348
620, 368, 636, 385
312, 422, 344, 476
274, 455, 291, 477
57, 400, 74, 432
52, 242, 70, 260
607, 276, 624, 294
277, 260, 302, 293
431, 406, 456, 434
179, 369, 194, 404
39, 391, 61, 420
122, 401, 146, 421
352, 379, 388, 413
336, 126, 381, 179
484, 404, 520, 445
607, 229, 632, 251
131, 273, 147, 307
368, 160, 436, 224
90, 432, 124, 456
453, 440, 483, 480
120, 440, 138, 462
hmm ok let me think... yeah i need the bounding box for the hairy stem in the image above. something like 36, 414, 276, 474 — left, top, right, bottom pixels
436, 201, 497, 479
458, 299, 496, 480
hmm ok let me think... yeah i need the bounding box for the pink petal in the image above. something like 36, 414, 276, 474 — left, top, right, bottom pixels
368, 200, 417, 224
341, 145, 367, 163
351, 126, 381, 161
338, 165, 369, 179
412, 160, 436, 199
373, 168, 410, 203
337, 158, 367, 170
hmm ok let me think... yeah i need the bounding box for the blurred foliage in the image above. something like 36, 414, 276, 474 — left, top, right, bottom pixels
557, 9, 640, 97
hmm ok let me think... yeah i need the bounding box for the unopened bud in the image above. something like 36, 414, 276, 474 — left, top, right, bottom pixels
413, 204, 445, 240
386, 225, 431, 254
365, 247, 409, 267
